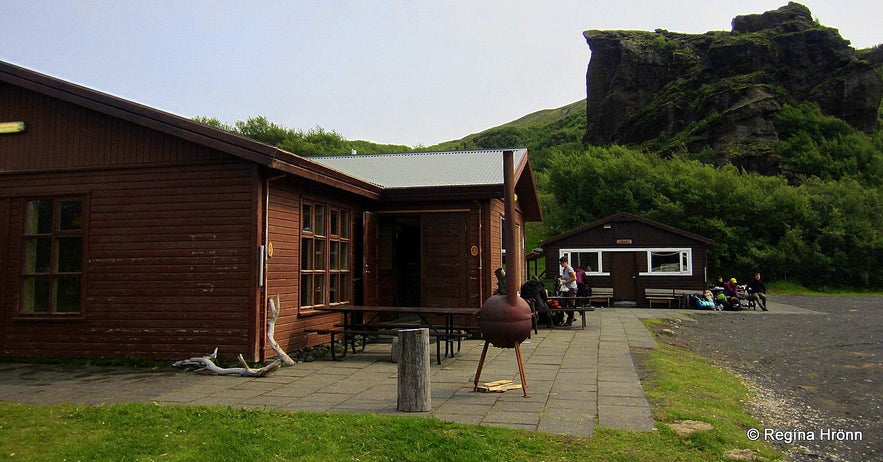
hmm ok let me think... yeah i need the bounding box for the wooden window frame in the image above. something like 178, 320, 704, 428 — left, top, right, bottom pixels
299, 200, 352, 314
19, 196, 87, 317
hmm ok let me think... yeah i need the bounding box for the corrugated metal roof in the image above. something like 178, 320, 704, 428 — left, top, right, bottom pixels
310, 149, 528, 188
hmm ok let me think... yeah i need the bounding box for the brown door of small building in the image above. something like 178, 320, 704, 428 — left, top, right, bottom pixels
612, 251, 638, 301
362, 212, 379, 306
421, 212, 468, 307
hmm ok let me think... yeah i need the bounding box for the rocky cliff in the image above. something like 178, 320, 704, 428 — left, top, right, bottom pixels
583, 2, 881, 168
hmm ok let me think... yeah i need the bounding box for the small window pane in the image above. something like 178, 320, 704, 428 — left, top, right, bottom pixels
59, 201, 83, 231
573, 251, 600, 272
313, 274, 325, 305
22, 277, 51, 313
301, 274, 312, 306
340, 211, 350, 239
301, 238, 313, 269
339, 274, 350, 302
314, 205, 325, 236
57, 237, 83, 272
56, 276, 82, 312
314, 237, 325, 270
330, 241, 340, 270
330, 210, 339, 236
651, 252, 681, 272
302, 204, 313, 233
340, 242, 350, 270
24, 238, 52, 273
25, 200, 53, 234
329, 274, 339, 303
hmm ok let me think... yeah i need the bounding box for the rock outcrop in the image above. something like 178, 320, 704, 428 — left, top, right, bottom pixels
583, 2, 881, 168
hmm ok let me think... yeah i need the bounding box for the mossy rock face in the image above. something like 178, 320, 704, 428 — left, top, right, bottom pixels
583, 2, 882, 166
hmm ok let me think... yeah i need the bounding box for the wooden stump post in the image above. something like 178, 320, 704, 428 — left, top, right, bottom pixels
397, 328, 431, 412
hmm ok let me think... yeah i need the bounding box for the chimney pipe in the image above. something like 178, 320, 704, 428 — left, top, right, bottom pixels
503, 150, 518, 307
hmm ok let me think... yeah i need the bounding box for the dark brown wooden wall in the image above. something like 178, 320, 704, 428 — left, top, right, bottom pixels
1, 83, 261, 359
263, 180, 368, 356
1, 163, 259, 359
1, 83, 228, 171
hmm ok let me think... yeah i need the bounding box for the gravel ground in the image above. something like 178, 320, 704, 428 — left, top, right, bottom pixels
656, 296, 881, 462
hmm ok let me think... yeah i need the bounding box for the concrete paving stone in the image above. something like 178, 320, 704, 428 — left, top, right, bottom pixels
490, 399, 547, 413
554, 371, 598, 386
537, 416, 595, 436
316, 380, 379, 395
526, 354, 572, 365
430, 388, 459, 401
483, 408, 540, 426
260, 384, 325, 399
598, 371, 640, 383
298, 392, 353, 405
598, 403, 655, 431
598, 382, 646, 398
599, 396, 652, 408
332, 399, 392, 411
204, 387, 269, 400
544, 393, 595, 409
353, 387, 398, 402
435, 402, 493, 416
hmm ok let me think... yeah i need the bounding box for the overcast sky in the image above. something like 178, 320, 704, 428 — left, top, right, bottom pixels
2, 1, 879, 147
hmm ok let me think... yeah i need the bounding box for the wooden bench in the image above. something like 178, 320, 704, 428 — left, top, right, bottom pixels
644, 288, 700, 308
305, 327, 468, 364
588, 287, 614, 307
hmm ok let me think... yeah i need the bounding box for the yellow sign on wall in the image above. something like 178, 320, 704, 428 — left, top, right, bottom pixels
0, 121, 26, 134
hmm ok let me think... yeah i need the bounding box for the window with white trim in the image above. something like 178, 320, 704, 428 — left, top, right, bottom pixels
648, 250, 691, 274
560, 249, 603, 274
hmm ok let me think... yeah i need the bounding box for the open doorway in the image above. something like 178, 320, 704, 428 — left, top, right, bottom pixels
391, 217, 421, 307
365, 212, 468, 309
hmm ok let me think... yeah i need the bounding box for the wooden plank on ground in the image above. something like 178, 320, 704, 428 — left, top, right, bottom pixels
476, 379, 524, 393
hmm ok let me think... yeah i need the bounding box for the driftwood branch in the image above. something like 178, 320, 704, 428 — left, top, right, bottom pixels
267, 297, 295, 366
173, 348, 281, 377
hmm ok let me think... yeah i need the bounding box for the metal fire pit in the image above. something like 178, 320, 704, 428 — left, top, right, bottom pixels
473, 150, 532, 398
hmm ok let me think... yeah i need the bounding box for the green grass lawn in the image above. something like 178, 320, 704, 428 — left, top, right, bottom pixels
0, 325, 783, 461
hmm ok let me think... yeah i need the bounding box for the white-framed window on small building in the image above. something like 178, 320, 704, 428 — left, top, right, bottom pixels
563, 250, 602, 274
647, 250, 691, 275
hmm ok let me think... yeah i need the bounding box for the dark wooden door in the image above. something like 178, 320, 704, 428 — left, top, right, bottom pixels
362, 212, 379, 306
421, 213, 468, 307
612, 252, 637, 301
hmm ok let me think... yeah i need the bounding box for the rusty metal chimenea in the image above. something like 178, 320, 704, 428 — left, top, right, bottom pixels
473, 150, 532, 398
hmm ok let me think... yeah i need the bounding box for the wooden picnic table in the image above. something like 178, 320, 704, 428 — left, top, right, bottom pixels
541, 296, 595, 329
310, 305, 479, 364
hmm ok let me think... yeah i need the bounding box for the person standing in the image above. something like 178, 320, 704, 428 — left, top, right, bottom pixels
746, 272, 768, 311
559, 257, 578, 326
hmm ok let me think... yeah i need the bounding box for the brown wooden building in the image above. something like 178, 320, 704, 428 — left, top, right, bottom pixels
537, 212, 712, 305
0, 61, 541, 361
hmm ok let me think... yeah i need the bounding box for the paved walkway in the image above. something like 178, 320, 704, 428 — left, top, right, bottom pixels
0, 303, 818, 436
